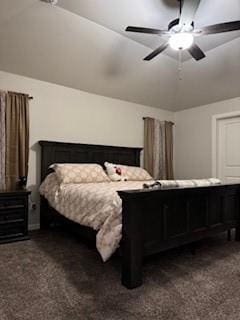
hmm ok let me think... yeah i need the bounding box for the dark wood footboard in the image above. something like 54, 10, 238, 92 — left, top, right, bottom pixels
119, 184, 240, 289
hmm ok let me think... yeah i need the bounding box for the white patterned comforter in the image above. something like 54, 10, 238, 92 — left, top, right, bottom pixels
40, 173, 153, 262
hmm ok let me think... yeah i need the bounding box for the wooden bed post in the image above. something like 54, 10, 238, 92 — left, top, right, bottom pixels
40, 196, 51, 229
235, 227, 240, 241
119, 192, 144, 289
235, 187, 240, 241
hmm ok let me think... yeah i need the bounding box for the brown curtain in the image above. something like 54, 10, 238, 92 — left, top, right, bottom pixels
144, 118, 174, 180
143, 118, 155, 177
165, 121, 174, 179
0, 91, 6, 189
5, 92, 29, 189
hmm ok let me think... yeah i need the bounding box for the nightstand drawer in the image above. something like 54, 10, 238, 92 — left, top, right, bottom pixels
0, 209, 25, 223
0, 221, 25, 238
0, 198, 25, 211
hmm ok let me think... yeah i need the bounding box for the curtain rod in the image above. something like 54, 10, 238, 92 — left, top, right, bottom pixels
7, 91, 33, 100
142, 117, 174, 125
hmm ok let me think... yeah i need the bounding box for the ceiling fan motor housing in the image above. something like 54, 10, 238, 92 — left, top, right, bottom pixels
40, 0, 58, 4
168, 18, 194, 32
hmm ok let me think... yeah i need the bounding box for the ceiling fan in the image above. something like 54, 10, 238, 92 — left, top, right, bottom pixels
125, 0, 240, 61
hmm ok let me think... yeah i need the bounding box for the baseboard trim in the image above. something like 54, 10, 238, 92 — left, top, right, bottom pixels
28, 223, 40, 231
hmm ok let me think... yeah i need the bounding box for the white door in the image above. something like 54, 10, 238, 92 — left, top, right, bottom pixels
217, 116, 240, 184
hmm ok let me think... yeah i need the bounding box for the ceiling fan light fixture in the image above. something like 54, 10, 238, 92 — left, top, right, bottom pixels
40, 0, 58, 4
169, 33, 194, 50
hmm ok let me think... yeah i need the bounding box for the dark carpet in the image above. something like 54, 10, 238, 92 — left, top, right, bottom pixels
1, 231, 240, 320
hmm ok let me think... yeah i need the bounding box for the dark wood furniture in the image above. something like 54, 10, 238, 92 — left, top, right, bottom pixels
119, 185, 240, 288
39, 140, 240, 289
0, 190, 30, 244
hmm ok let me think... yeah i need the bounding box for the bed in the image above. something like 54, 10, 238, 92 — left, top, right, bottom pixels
39, 140, 240, 289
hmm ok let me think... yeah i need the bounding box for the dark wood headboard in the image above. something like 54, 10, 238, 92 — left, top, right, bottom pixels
39, 140, 142, 181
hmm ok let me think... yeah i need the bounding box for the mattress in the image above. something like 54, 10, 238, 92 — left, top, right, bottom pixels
40, 173, 153, 262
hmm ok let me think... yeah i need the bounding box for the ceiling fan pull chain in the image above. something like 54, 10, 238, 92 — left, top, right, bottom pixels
178, 49, 183, 80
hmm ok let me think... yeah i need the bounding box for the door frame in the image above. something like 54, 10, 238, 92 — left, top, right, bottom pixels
212, 111, 240, 178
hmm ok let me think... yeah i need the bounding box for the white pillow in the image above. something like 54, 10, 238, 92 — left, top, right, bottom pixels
50, 163, 110, 184
104, 162, 152, 181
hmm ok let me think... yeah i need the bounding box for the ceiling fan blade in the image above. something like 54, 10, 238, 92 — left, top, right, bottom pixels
143, 43, 169, 61
125, 26, 169, 35
194, 20, 240, 35
179, 0, 201, 28
188, 43, 206, 61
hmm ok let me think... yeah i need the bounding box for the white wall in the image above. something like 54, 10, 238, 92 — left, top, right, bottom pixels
0, 70, 174, 229
174, 97, 240, 179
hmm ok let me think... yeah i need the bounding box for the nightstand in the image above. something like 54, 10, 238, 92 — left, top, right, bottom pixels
0, 190, 31, 244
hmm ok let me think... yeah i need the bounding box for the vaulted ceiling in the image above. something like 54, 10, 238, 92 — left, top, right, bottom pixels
0, 0, 239, 110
